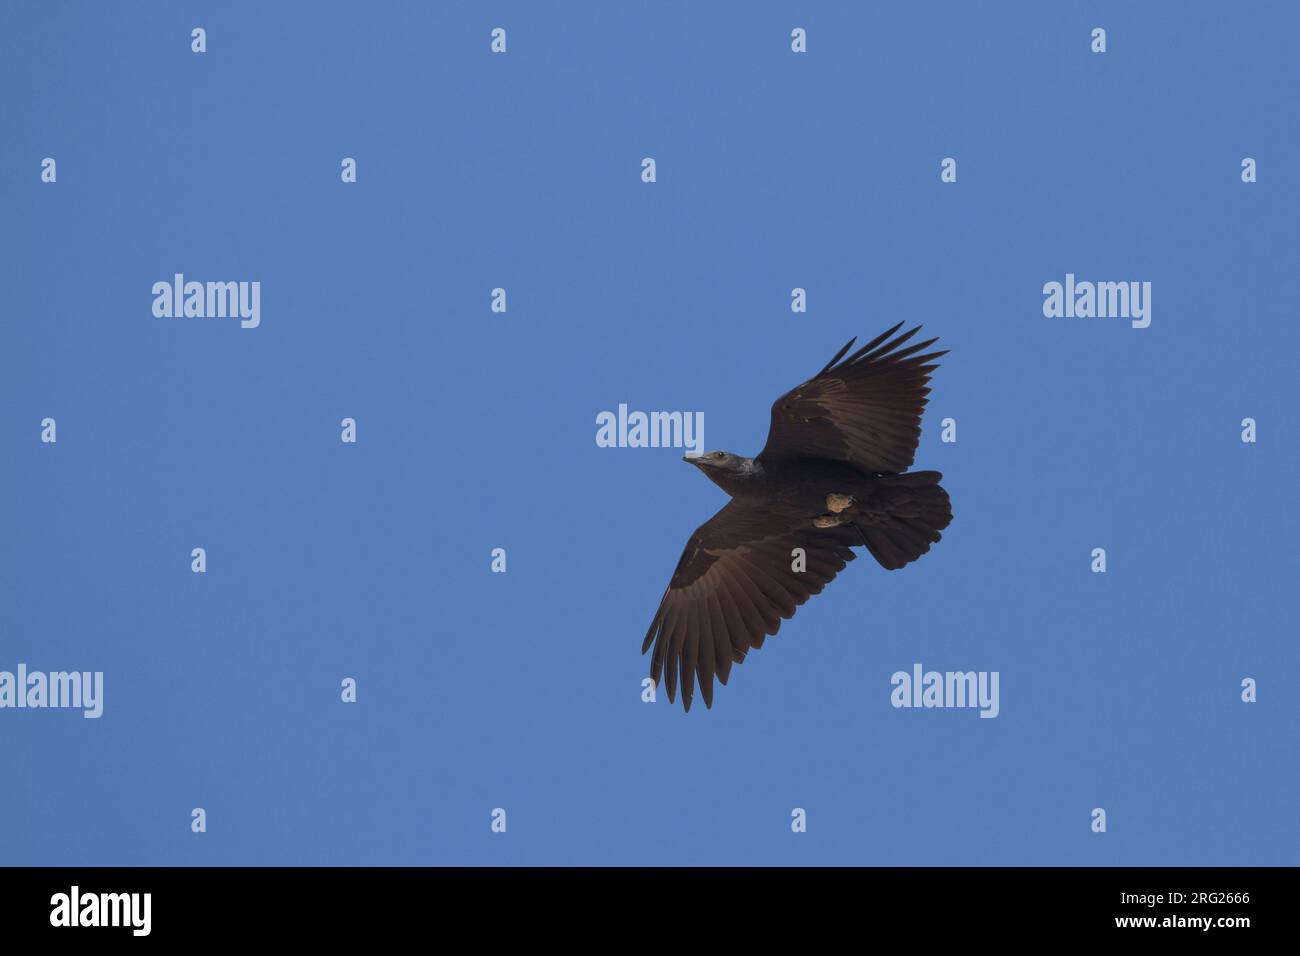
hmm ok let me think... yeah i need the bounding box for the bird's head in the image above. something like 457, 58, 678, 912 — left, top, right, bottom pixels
683, 449, 738, 469
683, 450, 753, 492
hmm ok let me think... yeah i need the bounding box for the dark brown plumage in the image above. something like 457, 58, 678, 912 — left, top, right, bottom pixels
642, 323, 952, 712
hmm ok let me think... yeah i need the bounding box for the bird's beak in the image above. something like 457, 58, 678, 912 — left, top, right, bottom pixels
682, 454, 702, 466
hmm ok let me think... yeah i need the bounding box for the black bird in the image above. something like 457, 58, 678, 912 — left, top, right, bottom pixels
642, 323, 952, 712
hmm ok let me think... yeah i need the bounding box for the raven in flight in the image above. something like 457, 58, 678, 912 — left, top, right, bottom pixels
642, 323, 952, 711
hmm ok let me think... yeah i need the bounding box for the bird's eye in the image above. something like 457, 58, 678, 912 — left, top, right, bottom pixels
713, 452, 723, 458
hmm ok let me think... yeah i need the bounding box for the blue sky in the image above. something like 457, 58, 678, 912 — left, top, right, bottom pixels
1, 1, 1297, 865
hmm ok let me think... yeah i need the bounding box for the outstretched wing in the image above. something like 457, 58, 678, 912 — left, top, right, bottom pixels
642, 499, 860, 712
757, 323, 946, 475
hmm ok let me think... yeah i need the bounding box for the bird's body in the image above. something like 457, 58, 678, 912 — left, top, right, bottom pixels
691, 453, 887, 517
642, 323, 953, 711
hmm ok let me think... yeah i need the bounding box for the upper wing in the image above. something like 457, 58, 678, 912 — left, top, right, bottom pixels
641, 498, 860, 712
757, 323, 946, 475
